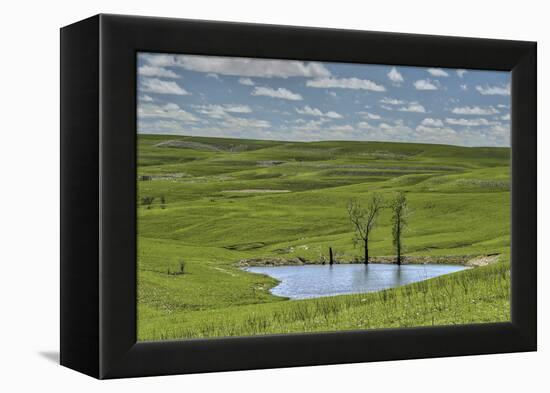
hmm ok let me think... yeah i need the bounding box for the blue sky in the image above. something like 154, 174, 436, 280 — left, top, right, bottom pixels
137, 52, 510, 147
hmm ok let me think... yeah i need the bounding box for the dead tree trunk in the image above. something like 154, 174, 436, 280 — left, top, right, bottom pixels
364, 239, 369, 264
396, 216, 401, 265
329, 247, 334, 265
391, 192, 407, 266
396, 242, 401, 265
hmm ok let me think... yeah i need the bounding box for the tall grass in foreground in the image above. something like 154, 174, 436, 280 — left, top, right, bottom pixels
139, 261, 510, 341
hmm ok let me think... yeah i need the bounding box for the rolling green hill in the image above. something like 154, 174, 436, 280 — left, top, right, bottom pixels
137, 134, 511, 341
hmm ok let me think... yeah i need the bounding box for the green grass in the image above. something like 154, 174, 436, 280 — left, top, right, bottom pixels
139, 260, 510, 340
137, 134, 511, 341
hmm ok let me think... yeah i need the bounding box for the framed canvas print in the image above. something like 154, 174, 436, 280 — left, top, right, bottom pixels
60, 14, 536, 379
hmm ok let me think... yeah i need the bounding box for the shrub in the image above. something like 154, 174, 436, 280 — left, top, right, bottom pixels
141, 196, 155, 209
167, 260, 186, 275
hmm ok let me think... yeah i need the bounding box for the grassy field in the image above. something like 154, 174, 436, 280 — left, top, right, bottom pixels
137, 134, 511, 341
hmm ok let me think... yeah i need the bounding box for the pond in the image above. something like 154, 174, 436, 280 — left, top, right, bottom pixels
245, 263, 469, 300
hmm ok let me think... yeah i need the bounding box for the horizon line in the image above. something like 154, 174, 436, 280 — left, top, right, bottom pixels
137, 132, 511, 149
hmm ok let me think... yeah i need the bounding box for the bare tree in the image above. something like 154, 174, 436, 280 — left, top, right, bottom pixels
347, 194, 384, 264
390, 192, 408, 265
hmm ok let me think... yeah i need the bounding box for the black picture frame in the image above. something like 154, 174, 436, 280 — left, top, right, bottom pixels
60, 14, 537, 379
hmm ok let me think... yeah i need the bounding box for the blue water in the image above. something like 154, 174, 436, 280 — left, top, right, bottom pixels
245, 263, 468, 300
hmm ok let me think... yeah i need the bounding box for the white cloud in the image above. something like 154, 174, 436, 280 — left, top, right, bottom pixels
456, 69, 467, 78
140, 78, 190, 95
139, 95, 154, 102
381, 97, 428, 114
222, 105, 252, 113
415, 125, 456, 137
138, 102, 198, 122
329, 124, 354, 132
206, 73, 221, 80
221, 116, 271, 129
281, 121, 358, 140
445, 117, 497, 126
414, 79, 438, 90
427, 68, 449, 77
460, 84, 468, 91
293, 119, 328, 132
358, 111, 381, 120
348, 121, 506, 147
387, 67, 404, 84
142, 53, 331, 78
138, 119, 185, 134
251, 86, 303, 101
138, 65, 179, 78
190, 103, 270, 132
306, 77, 386, 91
194, 104, 252, 119
296, 106, 342, 119
451, 106, 499, 115
358, 121, 371, 129
501, 113, 511, 121
421, 118, 444, 127
475, 83, 511, 96
490, 124, 509, 134
354, 120, 506, 146
380, 97, 405, 105
361, 123, 416, 140
398, 103, 426, 113
238, 77, 255, 86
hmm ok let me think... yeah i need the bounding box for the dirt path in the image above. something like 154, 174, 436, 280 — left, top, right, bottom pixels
222, 189, 291, 193
465, 254, 500, 267
237, 254, 502, 267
